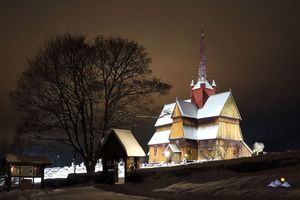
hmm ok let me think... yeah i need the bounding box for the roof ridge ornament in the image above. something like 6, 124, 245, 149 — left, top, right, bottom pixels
190, 79, 195, 87
198, 28, 207, 82
212, 79, 217, 87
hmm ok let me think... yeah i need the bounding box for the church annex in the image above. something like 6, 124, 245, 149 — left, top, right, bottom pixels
148, 31, 252, 163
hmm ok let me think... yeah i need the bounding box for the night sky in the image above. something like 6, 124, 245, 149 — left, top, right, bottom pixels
1, 0, 300, 153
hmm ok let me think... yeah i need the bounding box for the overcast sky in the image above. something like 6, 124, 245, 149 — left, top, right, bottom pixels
0, 0, 300, 151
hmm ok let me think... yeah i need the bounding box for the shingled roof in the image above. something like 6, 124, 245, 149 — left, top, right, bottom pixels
100, 129, 146, 157
3, 153, 51, 166
154, 91, 239, 128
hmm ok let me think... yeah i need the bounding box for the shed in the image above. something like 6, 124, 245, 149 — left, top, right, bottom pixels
99, 129, 146, 183
2, 153, 51, 191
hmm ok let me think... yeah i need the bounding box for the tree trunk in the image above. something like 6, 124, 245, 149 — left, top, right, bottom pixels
85, 159, 96, 173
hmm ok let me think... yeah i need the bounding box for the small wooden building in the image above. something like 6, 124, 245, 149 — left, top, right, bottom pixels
99, 129, 146, 184
2, 153, 51, 191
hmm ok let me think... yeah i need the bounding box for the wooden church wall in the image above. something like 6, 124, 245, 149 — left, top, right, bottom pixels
169, 120, 184, 139
149, 144, 167, 163
240, 143, 252, 157
156, 125, 172, 132
197, 117, 218, 126
181, 145, 198, 161
218, 117, 243, 140
183, 117, 197, 126
220, 95, 241, 119
172, 104, 182, 118
197, 139, 247, 160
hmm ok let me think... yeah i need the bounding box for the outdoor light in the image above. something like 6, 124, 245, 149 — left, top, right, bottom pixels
165, 151, 170, 165
165, 151, 170, 158
184, 154, 187, 158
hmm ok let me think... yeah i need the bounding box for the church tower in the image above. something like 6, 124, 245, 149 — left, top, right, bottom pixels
191, 30, 216, 108
148, 30, 253, 164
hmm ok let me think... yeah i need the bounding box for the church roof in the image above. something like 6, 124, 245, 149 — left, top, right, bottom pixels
197, 91, 231, 119
183, 125, 219, 140
241, 140, 253, 154
148, 130, 170, 145
154, 103, 176, 127
182, 125, 198, 139
197, 125, 219, 140
165, 143, 181, 153
154, 91, 235, 127
176, 101, 198, 118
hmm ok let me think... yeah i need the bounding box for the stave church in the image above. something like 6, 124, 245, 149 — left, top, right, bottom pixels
148, 31, 252, 163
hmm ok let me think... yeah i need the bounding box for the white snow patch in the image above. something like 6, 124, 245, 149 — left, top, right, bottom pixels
43, 160, 125, 180
43, 161, 102, 180
253, 142, 265, 155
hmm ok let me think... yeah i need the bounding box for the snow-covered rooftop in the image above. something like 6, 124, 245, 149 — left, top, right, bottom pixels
241, 140, 253, 154
197, 125, 219, 140
148, 130, 171, 145
176, 101, 198, 118
197, 91, 231, 119
183, 125, 198, 140
112, 129, 146, 157
154, 103, 175, 127
154, 91, 235, 127
165, 143, 181, 153
192, 79, 214, 90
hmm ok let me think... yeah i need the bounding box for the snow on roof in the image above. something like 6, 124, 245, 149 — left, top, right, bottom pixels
113, 129, 146, 157
197, 91, 231, 119
182, 125, 198, 140
165, 143, 181, 153
241, 140, 253, 154
192, 79, 214, 90
154, 91, 233, 127
4, 153, 52, 166
154, 103, 175, 127
183, 99, 191, 103
148, 130, 171, 145
176, 101, 198, 118
197, 125, 219, 140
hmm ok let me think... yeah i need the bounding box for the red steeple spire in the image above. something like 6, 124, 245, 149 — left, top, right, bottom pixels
198, 29, 207, 81
191, 29, 215, 108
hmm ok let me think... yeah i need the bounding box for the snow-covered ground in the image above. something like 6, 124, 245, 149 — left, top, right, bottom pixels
0, 161, 200, 186
43, 161, 201, 180
141, 160, 205, 169
44, 162, 102, 179
44, 161, 126, 180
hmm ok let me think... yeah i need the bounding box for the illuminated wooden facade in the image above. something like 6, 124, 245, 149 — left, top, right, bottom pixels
2, 153, 51, 191
148, 31, 252, 163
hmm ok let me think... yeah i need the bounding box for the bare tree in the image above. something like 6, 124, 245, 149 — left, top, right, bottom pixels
198, 140, 233, 161
217, 140, 231, 160
10, 34, 171, 172
198, 148, 218, 161
198, 141, 220, 161
233, 143, 242, 158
